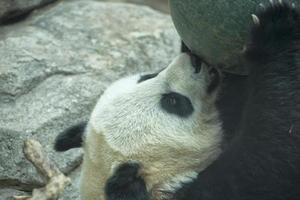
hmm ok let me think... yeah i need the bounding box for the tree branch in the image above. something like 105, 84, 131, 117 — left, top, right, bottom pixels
13, 139, 71, 200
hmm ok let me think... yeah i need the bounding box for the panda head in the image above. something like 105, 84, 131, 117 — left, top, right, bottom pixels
90, 53, 222, 157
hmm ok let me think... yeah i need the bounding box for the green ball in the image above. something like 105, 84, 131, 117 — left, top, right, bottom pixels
170, 0, 287, 74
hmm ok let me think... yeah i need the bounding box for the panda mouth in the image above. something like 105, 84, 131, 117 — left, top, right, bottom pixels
189, 53, 202, 74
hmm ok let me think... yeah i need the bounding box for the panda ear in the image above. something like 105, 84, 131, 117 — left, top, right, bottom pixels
54, 121, 87, 152
207, 67, 221, 94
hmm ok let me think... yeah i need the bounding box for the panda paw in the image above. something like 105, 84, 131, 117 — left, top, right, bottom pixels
246, 0, 300, 62
105, 161, 149, 200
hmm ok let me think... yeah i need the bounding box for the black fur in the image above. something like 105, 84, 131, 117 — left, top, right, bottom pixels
216, 72, 248, 146
182, 41, 203, 73
160, 92, 194, 118
189, 53, 202, 73
138, 73, 159, 83
54, 121, 87, 152
207, 67, 221, 94
181, 41, 192, 54
105, 162, 149, 200
173, 1, 300, 200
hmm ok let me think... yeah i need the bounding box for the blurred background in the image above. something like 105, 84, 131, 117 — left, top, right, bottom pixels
97, 0, 169, 13
64, 0, 169, 13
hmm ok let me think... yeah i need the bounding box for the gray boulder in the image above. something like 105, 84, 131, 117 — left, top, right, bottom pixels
0, 1, 180, 199
98, 0, 169, 13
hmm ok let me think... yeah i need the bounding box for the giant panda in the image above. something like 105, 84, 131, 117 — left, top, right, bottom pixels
103, 2, 300, 200
55, 52, 223, 200
55, 1, 300, 200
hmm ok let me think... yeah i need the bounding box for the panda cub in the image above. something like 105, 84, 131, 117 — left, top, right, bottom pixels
55, 53, 222, 200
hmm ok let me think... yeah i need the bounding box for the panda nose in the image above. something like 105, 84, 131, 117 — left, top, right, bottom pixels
188, 53, 202, 73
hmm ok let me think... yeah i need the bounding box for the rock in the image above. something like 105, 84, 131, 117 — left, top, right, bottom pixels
0, 189, 28, 200
0, 1, 180, 199
60, 167, 81, 200
99, 0, 169, 13
0, 0, 57, 24
170, 0, 300, 74
127, 0, 169, 13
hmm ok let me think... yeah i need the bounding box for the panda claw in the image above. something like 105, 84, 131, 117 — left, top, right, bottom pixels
292, 3, 296, 8
278, 0, 283, 4
259, 3, 265, 8
251, 14, 260, 26
258, 3, 266, 12
269, 0, 274, 5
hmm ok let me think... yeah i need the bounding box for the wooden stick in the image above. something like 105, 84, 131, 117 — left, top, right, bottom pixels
13, 139, 71, 200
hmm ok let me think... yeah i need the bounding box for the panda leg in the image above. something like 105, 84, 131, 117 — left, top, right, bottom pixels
105, 162, 149, 200
54, 121, 87, 152
244, 0, 300, 136
172, 2, 300, 200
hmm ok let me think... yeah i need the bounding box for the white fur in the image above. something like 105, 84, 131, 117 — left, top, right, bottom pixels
160, 171, 198, 193
90, 54, 221, 155
81, 53, 223, 200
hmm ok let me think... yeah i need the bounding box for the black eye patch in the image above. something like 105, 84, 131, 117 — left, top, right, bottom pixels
160, 92, 194, 118
138, 73, 158, 83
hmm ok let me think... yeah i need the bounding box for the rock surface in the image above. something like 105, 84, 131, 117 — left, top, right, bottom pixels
0, 1, 180, 199
100, 0, 169, 13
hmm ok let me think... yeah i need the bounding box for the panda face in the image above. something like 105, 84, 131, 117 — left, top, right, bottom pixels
90, 53, 222, 156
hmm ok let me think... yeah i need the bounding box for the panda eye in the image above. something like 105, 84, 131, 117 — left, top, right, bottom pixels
168, 97, 177, 106
160, 92, 194, 118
